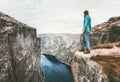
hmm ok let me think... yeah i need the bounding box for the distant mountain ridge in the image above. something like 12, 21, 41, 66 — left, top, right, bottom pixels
38, 33, 81, 64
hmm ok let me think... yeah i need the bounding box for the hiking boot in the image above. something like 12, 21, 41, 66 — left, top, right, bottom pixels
84, 48, 90, 54
79, 48, 85, 52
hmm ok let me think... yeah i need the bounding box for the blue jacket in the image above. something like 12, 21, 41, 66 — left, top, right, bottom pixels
83, 15, 91, 32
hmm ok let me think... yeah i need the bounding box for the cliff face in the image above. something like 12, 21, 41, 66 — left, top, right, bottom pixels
0, 12, 44, 82
72, 16, 120, 82
71, 47, 120, 82
82, 16, 120, 47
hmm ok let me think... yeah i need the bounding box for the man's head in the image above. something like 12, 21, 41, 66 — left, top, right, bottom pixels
84, 10, 89, 17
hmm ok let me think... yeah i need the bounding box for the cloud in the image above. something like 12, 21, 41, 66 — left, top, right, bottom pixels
0, 0, 120, 33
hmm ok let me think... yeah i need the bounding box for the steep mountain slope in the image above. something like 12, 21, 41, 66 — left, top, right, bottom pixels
38, 33, 81, 64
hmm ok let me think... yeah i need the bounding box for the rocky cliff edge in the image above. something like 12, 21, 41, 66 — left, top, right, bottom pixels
72, 16, 120, 82
0, 11, 44, 82
71, 45, 120, 82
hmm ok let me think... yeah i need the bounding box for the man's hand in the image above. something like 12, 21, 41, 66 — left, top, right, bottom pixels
81, 29, 84, 35
89, 31, 93, 35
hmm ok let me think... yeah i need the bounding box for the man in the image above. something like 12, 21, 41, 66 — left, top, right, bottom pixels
80, 10, 92, 54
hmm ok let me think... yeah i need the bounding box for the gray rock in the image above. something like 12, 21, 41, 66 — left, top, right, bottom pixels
71, 49, 120, 82
0, 11, 44, 82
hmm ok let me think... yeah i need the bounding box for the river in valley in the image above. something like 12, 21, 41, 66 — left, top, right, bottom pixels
41, 54, 74, 82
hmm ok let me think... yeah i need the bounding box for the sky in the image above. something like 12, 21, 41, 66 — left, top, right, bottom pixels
0, 0, 120, 33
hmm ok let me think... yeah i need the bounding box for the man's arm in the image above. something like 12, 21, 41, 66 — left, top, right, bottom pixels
83, 16, 89, 31
82, 16, 88, 34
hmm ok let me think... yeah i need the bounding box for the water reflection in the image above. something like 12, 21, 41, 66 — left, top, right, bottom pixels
41, 54, 74, 82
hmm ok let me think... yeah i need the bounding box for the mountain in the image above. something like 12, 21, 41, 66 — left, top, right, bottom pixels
38, 33, 81, 65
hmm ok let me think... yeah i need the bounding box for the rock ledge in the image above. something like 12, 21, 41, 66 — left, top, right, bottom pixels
71, 47, 120, 82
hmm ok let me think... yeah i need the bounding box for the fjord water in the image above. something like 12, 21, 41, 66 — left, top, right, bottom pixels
41, 54, 74, 82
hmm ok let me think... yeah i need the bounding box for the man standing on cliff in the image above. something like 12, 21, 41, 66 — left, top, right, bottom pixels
80, 10, 92, 54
